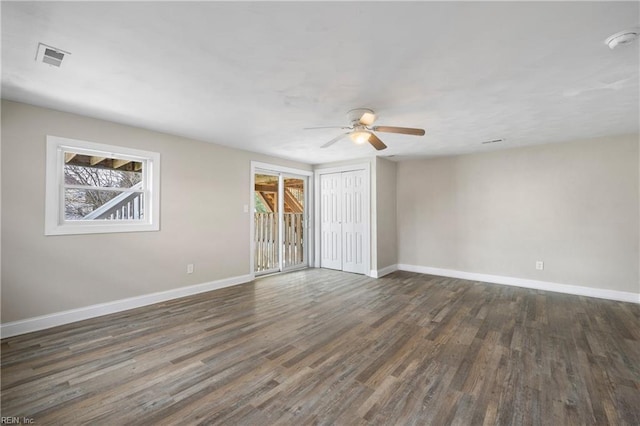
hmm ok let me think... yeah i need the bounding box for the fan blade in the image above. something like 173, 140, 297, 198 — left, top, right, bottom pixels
359, 112, 376, 126
372, 126, 425, 136
321, 133, 350, 148
304, 126, 351, 130
368, 133, 387, 151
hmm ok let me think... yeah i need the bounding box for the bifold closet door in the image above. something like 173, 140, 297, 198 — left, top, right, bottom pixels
319, 170, 366, 274
320, 173, 342, 270
341, 171, 365, 274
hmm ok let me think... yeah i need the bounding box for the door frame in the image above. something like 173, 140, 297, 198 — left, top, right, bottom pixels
250, 161, 313, 279
314, 162, 371, 277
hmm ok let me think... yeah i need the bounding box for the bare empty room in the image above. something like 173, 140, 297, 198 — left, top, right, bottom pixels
1, 1, 639, 425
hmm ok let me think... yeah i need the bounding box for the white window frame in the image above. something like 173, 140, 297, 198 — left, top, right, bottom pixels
45, 135, 160, 235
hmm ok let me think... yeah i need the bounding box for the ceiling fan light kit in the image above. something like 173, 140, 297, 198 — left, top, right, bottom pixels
307, 108, 426, 151
350, 130, 371, 144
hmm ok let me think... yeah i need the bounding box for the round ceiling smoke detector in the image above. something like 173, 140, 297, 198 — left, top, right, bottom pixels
605, 28, 639, 49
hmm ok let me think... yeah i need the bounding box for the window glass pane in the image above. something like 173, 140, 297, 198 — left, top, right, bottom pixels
63, 152, 143, 189
64, 189, 144, 221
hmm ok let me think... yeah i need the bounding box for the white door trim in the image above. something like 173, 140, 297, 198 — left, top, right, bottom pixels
250, 162, 313, 279
314, 162, 371, 276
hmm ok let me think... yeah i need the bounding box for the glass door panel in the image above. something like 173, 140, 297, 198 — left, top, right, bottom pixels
282, 177, 305, 270
254, 173, 279, 275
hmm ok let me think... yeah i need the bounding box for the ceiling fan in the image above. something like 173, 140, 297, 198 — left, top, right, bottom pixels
305, 108, 425, 151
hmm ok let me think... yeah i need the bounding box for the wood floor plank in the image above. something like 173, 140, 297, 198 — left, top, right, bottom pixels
2, 268, 639, 424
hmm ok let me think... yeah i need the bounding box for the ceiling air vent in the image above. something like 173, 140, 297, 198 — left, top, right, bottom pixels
35, 43, 70, 68
481, 138, 505, 145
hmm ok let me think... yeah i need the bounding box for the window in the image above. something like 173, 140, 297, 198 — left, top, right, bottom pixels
45, 135, 160, 235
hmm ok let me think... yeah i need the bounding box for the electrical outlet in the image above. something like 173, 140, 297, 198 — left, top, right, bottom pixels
535, 261, 544, 270
187, 264, 194, 274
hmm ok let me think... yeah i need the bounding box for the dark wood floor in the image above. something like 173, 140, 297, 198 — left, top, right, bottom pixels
1, 269, 639, 425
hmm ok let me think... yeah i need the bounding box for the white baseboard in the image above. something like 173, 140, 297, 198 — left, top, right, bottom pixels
5, 266, 635, 339
1, 274, 253, 339
370, 264, 399, 278
396, 264, 640, 304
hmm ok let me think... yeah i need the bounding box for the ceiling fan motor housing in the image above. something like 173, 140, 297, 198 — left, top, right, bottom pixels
347, 108, 374, 125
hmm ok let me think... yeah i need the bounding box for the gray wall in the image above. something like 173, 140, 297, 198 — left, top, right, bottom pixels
1, 100, 310, 322
375, 157, 397, 271
396, 134, 639, 294
3, 100, 637, 324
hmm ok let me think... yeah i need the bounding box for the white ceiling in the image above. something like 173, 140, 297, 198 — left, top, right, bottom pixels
2, 1, 638, 164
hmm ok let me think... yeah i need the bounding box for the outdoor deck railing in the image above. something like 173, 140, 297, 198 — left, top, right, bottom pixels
84, 183, 144, 221
255, 212, 304, 272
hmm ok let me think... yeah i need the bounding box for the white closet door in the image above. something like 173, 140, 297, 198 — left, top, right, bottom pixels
319, 169, 367, 274
341, 170, 366, 274
320, 173, 342, 270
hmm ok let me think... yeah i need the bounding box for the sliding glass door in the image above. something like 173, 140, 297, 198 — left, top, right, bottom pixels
254, 170, 307, 275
